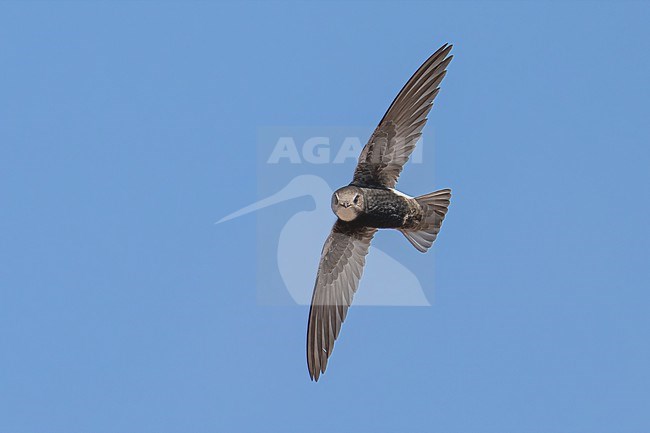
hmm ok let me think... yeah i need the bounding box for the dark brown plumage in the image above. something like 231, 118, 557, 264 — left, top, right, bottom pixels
307, 43, 454, 381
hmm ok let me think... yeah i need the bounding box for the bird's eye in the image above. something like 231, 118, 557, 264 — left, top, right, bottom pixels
353, 195, 359, 204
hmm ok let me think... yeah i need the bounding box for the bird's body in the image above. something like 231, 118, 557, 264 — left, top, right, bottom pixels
334, 186, 420, 229
307, 43, 455, 381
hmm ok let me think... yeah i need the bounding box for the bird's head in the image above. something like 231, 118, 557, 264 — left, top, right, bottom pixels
331, 186, 364, 221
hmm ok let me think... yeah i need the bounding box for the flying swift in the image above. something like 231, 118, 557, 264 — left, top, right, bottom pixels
307, 43, 454, 381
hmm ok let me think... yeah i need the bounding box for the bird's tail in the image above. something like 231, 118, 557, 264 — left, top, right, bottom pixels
400, 189, 451, 253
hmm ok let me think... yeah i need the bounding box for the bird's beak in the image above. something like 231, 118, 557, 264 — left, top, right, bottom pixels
216, 180, 308, 224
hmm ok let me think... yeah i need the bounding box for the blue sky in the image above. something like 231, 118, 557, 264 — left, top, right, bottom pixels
1, 1, 649, 432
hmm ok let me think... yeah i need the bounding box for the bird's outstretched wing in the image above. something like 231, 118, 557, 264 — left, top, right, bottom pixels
307, 220, 377, 381
353, 44, 453, 188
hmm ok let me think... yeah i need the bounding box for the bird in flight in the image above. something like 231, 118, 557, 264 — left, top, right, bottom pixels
307, 43, 454, 381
